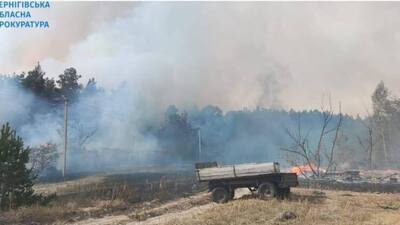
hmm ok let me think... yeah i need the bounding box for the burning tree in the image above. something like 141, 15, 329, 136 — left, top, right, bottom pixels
282, 97, 343, 178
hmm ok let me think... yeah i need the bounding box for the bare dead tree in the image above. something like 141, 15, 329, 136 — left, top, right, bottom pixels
57, 120, 97, 152
281, 116, 318, 178
30, 143, 58, 175
73, 121, 98, 151
324, 103, 343, 175
281, 96, 343, 178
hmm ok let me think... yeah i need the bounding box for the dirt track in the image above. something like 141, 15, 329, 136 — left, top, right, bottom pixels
70, 188, 251, 225
70, 192, 209, 225
67, 187, 400, 225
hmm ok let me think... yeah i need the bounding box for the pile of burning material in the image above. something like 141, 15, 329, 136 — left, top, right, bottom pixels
325, 171, 362, 182
384, 174, 399, 184
299, 178, 400, 193
360, 170, 400, 184
286, 164, 400, 192
287, 164, 400, 185
290, 164, 324, 178
310, 170, 399, 184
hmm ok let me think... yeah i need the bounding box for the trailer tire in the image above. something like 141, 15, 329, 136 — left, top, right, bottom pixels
258, 182, 277, 199
229, 189, 235, 199
277, 187, 290, 199
212, 187, 229, 203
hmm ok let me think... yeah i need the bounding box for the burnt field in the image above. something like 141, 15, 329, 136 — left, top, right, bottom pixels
0, 170, 206, 225
1, 169, 400, 225
300, 179, 400, 193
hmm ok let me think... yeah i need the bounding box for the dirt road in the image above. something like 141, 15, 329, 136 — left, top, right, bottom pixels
69, 188, 400, 225
71, 188, 251, 225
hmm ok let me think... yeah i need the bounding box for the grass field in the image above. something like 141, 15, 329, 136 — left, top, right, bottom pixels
1, 172, 400, 225
165, 188, 400, 225
0, 171, 204, 225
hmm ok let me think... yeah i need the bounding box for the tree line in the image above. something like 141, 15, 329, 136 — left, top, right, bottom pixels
2, 64, 400, 209
4, 63, 97, 103
2, 64, 400, 171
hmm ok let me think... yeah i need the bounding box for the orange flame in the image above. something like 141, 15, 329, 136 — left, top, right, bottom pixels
291, 164, 316, 175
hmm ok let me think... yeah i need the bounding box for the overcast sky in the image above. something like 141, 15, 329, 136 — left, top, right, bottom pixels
1, 2, 400, 115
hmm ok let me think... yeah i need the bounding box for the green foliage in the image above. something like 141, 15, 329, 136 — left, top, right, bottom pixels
8, 63, 95, 103
57, 67, 83, 100
20, 63, 46, 96
158, 106, 198, 162
18, 63, 57, 100
0, 123, 37, 210
0, 123, 56, 210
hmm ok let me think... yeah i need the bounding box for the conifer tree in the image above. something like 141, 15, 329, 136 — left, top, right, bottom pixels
0, 123, 36, 210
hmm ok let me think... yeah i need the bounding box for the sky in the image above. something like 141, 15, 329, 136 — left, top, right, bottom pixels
1, 2, 400, 115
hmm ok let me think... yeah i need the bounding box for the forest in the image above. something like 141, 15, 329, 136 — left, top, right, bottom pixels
1, 64, 400, 178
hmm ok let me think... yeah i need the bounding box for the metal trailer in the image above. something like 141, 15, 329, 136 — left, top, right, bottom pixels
195, 162, 298, 203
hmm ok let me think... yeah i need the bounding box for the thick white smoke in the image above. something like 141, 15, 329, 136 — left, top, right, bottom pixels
35, 2, 400, 115
0, 79, 62, 171
3, 2, 400, 172
0, 78, 33, 125
41, 2, 290, 113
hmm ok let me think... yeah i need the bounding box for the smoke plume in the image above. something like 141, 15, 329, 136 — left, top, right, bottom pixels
3, 2, 400, 172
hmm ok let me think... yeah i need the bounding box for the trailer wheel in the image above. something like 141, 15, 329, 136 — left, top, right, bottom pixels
212, 187, 229, 203
258, 182, 277, 199
229, 189, 235, 199
277, 187, 290, 199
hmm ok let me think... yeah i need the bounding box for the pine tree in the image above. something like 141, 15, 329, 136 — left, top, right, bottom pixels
21, 63, 46, 97
57, 67, 83, 100
0, 123, 36, 210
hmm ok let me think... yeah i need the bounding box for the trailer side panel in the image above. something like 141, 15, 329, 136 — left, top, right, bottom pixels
197, 162, 278, 181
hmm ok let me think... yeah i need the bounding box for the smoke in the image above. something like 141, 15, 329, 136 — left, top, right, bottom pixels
0, 76, 161, 172
39, 2, 290, 112
0, 2, 136, 74
3, 2, 400, 172
5, 2, 400, 114
64, 86, 160, 171
0, 78, 33, 126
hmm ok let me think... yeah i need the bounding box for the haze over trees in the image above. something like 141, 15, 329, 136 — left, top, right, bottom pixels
281, 98, 343, 177
0, 64, 399, 175
17, 63, 87, 103
369, 81, 400, 168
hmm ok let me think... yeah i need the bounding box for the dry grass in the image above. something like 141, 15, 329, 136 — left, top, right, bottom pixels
0, 172, 202, 225
129, 192, 211, 221
4, 172, 400, 225
165, 188, 400, 225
